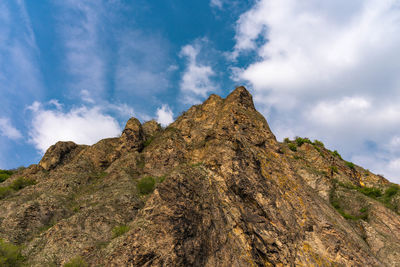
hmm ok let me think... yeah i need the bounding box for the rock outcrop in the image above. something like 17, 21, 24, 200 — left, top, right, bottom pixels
1, 86, 399, 266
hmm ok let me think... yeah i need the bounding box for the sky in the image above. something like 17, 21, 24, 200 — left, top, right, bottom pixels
1, 0, 400, 183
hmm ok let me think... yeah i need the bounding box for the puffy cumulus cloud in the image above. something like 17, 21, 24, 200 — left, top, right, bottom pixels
156, 105, 174, 127
0, 117, 22, 140
232, 0, 400, 182
28, 102, 122, 153
179, 40, 218, 104
233, 0, 400, 97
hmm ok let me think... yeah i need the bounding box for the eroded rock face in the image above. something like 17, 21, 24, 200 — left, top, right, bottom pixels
1, 86, 399, 266
142, 120, 162, 138
120, 117, 144, 151
39, 141, 84, 171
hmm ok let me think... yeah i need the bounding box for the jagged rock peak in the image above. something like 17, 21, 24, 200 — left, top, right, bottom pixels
120, 117, 144, 150
39, 141, 80, 170
224, 86, 255, 110
122, 117, 142, 134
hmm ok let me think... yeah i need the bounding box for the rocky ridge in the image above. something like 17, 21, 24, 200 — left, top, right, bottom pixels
0, 86, 399, 266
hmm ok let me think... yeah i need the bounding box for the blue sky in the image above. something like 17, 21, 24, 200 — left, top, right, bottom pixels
1, 0, 400, 183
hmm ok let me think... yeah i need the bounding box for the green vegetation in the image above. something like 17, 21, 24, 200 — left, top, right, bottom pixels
283, 137, 290, 143
330, 186, 368, 221
330, 197, 359, 220
384, 184, 400, 198
332, 150, 342, 160
330, 166, 338, 174
191, 162, 204, 168
0, 187, 13, 199
136, 174, 167, 195
381, 184, 400, 210
0, 170, 13, 183
358, 187, 382, 198
345, 161, 355, 170
9, 177, 36, 190
313, 140, 324, 148
112, 225, 130, 238
143, 136, 155, 147
359, 207, 368, 213
137, 176, 156, 194
288, 143, 297, 152
333, 180, 400, 212
0, 177, 36, 200
295, 137, 312, 146
0, 239, 25, 266
63, 256, 88, 267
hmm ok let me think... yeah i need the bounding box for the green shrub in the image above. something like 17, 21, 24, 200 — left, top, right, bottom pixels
347, 163, 356, 171
339, 211, 358, 220
63, 256, 88, 267
112, 225, 130, 238
332, 150, 342, 160
283, 137, 290, 143
0, 177, 36, 200
384, 184, 400, 198
330, 166, 338, 174
288, 143, 297, 152
137, 176, 156, 195
358, 187, 382, 198
295, 137, 312, 147
0, 170, 13, 183
0, 170, 13, 175
0, 187, 13, 199
359, 207, 368, 213
313, 140, 324, 148
345, 161, 355, 170
0, 239, 25, 266
0, 174, 10, 183
9, 177, 36, 191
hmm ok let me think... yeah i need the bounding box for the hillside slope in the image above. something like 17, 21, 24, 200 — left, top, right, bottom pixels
0, 87, 399, 266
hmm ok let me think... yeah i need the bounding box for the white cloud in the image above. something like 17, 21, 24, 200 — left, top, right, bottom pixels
210, 0, 224, 9
179, 40, 218, 104
80, 89, 95, 104
0, 117, 22, 140
28, 102, 122, 153
232, 0, 400, 182
233, 0, 400, 95
156, 105, 174, 127
0, 1, 43, 105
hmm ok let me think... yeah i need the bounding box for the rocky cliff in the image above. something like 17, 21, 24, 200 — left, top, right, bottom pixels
1, 87, 399, 266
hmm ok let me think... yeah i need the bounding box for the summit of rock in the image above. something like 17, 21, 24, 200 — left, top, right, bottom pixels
1, 86, 399, 266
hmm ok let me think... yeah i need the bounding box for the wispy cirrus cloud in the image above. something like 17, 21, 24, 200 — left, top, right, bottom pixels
55, 0, 106, 99
0, 1, 43, 106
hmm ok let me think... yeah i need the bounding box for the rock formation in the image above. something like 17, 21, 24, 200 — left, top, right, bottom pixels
0, 86, 399, 266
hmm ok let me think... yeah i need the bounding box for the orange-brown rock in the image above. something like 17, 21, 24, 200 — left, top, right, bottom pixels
1, 87, 399, 266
